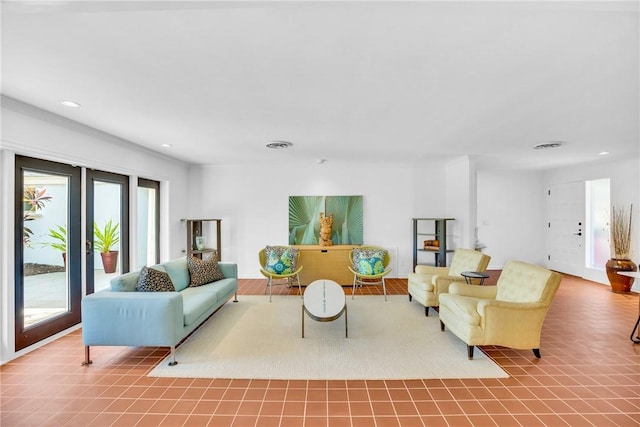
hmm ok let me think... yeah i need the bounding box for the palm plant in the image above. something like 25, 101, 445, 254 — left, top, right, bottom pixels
43, 224, 67, 252
94, 219, 120, 253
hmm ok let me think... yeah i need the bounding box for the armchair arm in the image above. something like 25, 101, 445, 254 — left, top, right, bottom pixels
478, 299, 550, 349
415, 265, 448, 275
432, 274, 467, 295
448, 282, 498, 299
260, 265, 304, 279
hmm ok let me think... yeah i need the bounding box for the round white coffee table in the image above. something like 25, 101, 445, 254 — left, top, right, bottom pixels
302, 279, 348, 338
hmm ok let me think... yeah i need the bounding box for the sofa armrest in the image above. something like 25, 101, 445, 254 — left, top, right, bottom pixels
218, 262, 238, 279
82, 290, 183, 347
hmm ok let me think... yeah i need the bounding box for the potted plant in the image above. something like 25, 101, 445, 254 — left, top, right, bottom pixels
606, 204, 637, 293
23, 186, 52, 247
42, 224, 67, 267
94, 219, 120, 274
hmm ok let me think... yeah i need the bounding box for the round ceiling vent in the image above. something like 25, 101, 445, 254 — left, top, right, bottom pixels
266, 141, 293, 149
533, 141, 564, 150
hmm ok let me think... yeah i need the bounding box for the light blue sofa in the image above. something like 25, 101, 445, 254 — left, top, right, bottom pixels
81, 257, 238, 366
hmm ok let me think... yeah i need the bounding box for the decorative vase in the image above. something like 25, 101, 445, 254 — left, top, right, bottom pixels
605, 259, 638, 293
100, 251, 119, 274
195, 236, 206, 251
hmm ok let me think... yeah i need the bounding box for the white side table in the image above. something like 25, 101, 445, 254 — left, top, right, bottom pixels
302, 279, 348, 338
617, 271, 640, 344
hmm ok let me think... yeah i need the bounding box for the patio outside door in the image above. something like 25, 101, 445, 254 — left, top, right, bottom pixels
86, 170, 129, 294
15, 156, 81, 350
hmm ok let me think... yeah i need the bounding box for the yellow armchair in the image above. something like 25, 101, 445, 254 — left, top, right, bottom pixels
259, 246, 304, 302
438, 260, 562, 359
348, 246, 392, 300
408, 248, 490, 316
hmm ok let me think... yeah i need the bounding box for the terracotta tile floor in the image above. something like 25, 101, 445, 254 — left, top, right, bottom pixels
2, 274, 639, 426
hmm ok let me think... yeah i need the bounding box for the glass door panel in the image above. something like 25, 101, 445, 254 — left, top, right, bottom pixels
86, 170, 129, 294
15, 156, 81, 350
22, 172, 69, 326
137, 178, 160, 268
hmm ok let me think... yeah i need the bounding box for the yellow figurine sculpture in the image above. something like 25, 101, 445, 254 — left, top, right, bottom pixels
319, 212, 334, 246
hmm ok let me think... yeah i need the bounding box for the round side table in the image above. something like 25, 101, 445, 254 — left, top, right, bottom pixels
461, 271, 490, 285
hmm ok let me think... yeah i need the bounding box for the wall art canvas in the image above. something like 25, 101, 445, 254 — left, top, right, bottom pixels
289, 195, 363, 245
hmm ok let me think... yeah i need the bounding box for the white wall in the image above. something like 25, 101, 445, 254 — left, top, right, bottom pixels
477, 169, 545, 268
189, 162, 450, 279
445, 156, 476, 249
0, 97, 191, 363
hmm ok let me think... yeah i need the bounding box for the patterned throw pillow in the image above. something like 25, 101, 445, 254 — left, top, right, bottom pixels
264, 246, 298, 275
136, 266, 176, 292
352, 248, 387, 275
187, 255, 225, 287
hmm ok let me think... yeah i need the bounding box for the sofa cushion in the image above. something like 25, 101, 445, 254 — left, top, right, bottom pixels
264, 246, 298, 275
352, 248, 387, 275
163, 257, 190, 292
110, 270, 140, 292
136, 266, 176, 292
180, 284, 220, 326
188, 255, 224, 287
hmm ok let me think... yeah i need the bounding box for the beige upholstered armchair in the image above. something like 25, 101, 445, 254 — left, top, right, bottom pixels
408, 248, 491, 316
439, 260, 562, 359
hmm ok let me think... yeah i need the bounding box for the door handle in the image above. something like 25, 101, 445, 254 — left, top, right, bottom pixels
86, 240, 93, 254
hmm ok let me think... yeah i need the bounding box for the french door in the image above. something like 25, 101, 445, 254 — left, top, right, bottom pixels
15, 156, 81, 350
86, 170, 129, 294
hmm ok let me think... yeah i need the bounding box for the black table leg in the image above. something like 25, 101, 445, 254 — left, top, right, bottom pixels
631, 316, 640, 344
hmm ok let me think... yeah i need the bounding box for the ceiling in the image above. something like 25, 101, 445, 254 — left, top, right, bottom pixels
2, 1, 638, 170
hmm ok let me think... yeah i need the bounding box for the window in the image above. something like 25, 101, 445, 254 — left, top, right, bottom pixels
586, 178, 610, 269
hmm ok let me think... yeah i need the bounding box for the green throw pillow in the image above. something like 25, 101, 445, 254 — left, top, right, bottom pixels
352, 248, 387, 275
264, 246, 298, 275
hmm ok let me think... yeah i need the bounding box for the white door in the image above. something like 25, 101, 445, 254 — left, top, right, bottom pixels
547, 182, 585, 276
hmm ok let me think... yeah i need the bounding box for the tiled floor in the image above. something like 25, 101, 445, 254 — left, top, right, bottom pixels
1, 274, 639, 426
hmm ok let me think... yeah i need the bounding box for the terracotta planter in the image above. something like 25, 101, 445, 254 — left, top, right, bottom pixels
100, 251, 119, 274
605, 258, 638, 293
62, 252, 66, 269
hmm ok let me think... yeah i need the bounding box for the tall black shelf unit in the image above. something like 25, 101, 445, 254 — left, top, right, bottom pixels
412, 218, 455, 270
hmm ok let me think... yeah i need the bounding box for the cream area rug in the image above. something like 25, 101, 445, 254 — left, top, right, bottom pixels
148, 295, 508, 380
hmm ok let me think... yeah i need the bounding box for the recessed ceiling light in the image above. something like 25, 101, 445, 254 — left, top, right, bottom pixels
60, 100, 81, 108
598, 151, 609, 155
316, 159, 327, 164
533, 141, 564, 150
266, 141, 293, 149
160, 143, 172, 148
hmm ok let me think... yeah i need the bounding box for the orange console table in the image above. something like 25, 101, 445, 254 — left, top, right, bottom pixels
292, 245, 360, 286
